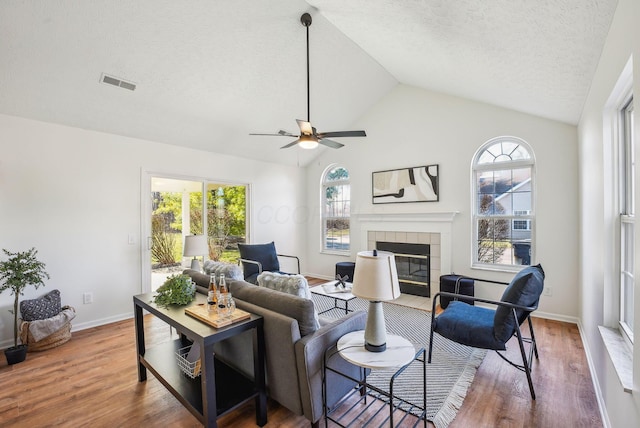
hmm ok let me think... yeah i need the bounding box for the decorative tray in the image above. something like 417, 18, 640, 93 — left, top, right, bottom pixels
185, 304, 251, 328
322, 283, 354, 294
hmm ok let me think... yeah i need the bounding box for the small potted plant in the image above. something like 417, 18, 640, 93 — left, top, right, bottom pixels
0, 247, 50, 365
152, 274, 195, 308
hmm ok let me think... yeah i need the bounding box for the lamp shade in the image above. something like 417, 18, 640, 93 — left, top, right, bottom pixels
183, 235, 208, 257
351, 250, 400, 301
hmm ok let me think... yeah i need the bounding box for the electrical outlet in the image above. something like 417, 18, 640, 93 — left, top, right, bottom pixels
83, 292, 93, 304
543, 287, 552, 297
128, 234, 135, 245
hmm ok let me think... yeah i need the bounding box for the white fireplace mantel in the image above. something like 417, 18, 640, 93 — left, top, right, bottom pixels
354, 212, 459, 224
355, 211, 459, 297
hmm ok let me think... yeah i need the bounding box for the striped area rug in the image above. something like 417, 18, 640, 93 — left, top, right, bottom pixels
312, 293, 486, 428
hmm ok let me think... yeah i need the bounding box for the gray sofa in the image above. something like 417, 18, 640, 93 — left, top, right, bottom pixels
183, 269, 366, 427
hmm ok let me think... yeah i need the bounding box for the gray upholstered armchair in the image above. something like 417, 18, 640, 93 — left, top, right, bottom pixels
429, 264, 545, 399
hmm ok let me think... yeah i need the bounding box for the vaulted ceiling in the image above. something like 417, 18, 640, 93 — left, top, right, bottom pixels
0, 0, 618, 166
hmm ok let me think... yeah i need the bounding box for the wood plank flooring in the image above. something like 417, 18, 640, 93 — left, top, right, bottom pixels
0, 280, 602, 427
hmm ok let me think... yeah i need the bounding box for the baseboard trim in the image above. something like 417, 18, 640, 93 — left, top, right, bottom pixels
0, 312, 132, 349
70, 312, 133, 333
578, 320, 611, 428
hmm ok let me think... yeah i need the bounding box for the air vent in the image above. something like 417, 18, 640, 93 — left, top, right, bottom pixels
100, 73, 136, 91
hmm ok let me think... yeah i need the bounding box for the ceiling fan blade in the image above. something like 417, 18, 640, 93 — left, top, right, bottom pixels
317, 130, 367, 138
281, 139, 301, 149
318, 138, 344, 149
250, 129, 298, 137
296, 119, 314, 135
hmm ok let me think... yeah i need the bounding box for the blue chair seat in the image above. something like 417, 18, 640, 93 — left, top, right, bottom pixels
433, 301, 506, 350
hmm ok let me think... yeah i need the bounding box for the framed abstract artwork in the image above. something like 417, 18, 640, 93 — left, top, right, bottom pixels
372, 164, 439, 204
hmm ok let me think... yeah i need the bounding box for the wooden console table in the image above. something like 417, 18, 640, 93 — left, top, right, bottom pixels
134, 293, 267, 427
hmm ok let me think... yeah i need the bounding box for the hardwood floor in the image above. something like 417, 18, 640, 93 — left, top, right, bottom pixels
0, 282, 602, 427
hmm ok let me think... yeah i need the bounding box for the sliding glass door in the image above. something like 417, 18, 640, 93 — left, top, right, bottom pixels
142, 173, 248, 293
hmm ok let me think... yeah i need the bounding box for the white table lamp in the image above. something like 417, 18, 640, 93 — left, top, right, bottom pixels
351, 250, 401, 352
183, 235, 208, 271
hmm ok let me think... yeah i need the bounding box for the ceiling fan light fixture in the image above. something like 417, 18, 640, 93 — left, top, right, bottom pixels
249, 13, 366, 150
298, 134, 319, 149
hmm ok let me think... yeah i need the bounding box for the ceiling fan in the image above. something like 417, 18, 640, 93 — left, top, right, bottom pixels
250, 12, 367, 150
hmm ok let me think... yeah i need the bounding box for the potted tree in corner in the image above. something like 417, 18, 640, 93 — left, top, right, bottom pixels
0, 248, 49, 365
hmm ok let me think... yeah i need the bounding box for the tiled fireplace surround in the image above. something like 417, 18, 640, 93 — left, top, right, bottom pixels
357, 212, 457, 298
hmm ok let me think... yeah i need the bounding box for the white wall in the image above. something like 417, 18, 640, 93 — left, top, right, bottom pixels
305, 83, 578, 320
578, 0, 640, 426
0, 113, 305, 347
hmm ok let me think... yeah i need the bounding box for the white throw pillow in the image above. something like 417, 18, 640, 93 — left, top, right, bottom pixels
257, 272, 311, 298
203, 260, 244, 280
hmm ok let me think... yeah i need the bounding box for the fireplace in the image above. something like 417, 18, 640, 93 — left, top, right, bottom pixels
357, 211, 458, 299
377, 241, 430, 297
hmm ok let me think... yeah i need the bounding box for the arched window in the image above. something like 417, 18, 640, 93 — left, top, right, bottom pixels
472, 137, 535, 269
321, 165, 350, 253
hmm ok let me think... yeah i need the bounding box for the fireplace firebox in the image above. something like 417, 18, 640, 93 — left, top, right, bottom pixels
376, 241, 430, 297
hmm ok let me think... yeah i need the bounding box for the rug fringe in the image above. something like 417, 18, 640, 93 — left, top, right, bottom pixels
432, 349, 486, 428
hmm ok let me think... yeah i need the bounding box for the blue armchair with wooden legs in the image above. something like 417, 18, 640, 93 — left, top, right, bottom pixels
428, 264, 545, 399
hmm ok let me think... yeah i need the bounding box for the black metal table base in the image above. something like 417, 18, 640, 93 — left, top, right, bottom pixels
323, 347, 427, 428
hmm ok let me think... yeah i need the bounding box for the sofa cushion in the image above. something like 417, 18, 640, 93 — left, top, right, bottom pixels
238, 242, 280, 280
203, 260, 243, 281
493, 264, 545, 343
20, 289, 62, 321
228, 279, 319, 336
257, 272, 320, 329
257, 272, 311, 298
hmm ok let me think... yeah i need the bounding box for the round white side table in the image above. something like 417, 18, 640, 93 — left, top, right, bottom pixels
337, 330, 415, 370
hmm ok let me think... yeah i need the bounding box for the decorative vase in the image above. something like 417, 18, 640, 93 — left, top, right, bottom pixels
4, 344, 28, 365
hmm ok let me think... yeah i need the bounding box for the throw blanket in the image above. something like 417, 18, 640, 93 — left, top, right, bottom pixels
27, 307, 76, 341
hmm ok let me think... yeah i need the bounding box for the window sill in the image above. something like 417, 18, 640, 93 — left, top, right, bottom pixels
321, 249, 351, 257
471, 264, 522, 274
598, 326, 633, 393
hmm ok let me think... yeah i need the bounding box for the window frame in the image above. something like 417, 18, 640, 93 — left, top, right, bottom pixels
320, 164, 351, 255
471, 137, 536, 271
618, 95, 634, 344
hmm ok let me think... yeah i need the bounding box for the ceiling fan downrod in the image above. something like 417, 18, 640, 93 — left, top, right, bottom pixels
301, 13, 312, 123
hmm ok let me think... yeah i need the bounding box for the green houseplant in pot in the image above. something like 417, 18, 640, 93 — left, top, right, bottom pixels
152, 274, 195, 308
0, 248, 49, 364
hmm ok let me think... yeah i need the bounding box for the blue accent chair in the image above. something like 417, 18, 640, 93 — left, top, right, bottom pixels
237, 241, 301, 284
428, 264, 545, 399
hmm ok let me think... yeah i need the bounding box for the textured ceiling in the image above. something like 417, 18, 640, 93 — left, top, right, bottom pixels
0, 1, 618, 166
309, 0, 618, 124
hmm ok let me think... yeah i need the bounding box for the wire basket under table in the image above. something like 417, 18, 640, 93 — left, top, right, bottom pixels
176, 345, 202, 378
